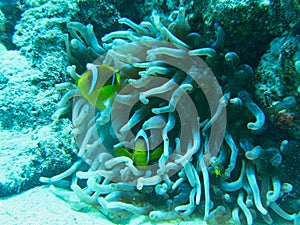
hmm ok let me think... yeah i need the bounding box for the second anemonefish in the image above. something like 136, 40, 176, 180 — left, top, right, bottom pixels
113, 129, 163, 167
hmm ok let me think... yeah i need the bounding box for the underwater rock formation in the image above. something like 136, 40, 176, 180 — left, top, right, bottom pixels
192, 0, 300, 66
0, 123, 75, 197
0, 48, 75, 196
255, 34, 300, 138
12, 0, 78, 67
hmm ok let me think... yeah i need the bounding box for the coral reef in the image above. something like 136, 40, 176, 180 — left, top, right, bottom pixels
255, 33, 300, 138
0, 3, 76, 196
191, 0, 300, 66
72, 0, 121, 36
40, 5, 300, 225
12, 0, 78, 67
0, 122, 74, 197
0, 47, 64, 130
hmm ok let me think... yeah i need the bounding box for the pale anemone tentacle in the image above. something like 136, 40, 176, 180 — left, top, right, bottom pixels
132, 60, 165, 68
98, 197, 152, 215
172, 177, 186, 191
192, 163, 201, 205
96, 99, 113, 126
245, 162, 268, 215
118, 106, 150, 134
102, 38, 129, 50
175, 188, 196, 216
147, 47, 187, 58
150, 11, 164, 32
143, 115, 166, 130
245, 145, 263, 160
238, 90, 265, 130
56, 89, 77, 108
86, 63, 98, 95
225, 52, 240, 68
55, 82, 76, 91
266, 176, 281, 204
139, 70, 185, 104
118, 18, 150, 36
103, 49, 141, 65
220, 160, 246, 192
67, 65, 81, 80
104, 156, 143, 176
211, 22, 225, 50
232, 208, 241, 224
151, 83, 193, 114
101, 30, 136, 42
269, 202, 298, 221
51, 103, 71, 121
155, 183, 168, 195
78, 123, 99, 157
40, 160, 83, 184
140, 21, 157, 35
72, 99, 89, 127
137, 175, 162, 190
243, 182, 254, 207
202, 92, 230, 132
199, 156, 211, 221
223, 132, 239, 179
162, 113, 175, 157
128, 77, 152, 88
138, 66, 170, 78
71, 183, 98, 205
237, 192, 253, 225
160, 27, 190, 49
114, 91, 139, 105
175, 126, 201, 164
189, 47, 217, 58
67, 22, 106, 55
183, 161, 196, 187
282, 182, 293, 193
168, 7, 191, 38
139, 79, 176, 104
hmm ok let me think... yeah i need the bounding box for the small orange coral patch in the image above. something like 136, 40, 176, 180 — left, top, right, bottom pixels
274, 112, 296, 130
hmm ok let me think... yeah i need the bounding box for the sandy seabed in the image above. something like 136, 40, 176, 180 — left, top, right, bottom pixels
0, 186, 206, 225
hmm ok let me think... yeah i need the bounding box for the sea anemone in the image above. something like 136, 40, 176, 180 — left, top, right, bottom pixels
41, 7, 300, 224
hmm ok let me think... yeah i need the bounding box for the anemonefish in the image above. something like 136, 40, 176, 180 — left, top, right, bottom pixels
76, 64, 120, 110
114, 141, 163, 167
114, 128, 163, 167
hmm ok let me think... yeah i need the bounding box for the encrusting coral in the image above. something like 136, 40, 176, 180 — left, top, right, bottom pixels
40, 7, 300, 224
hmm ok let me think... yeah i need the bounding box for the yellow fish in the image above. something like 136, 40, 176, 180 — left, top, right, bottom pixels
114, 140, 163, 167
76, 64, 120, 110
